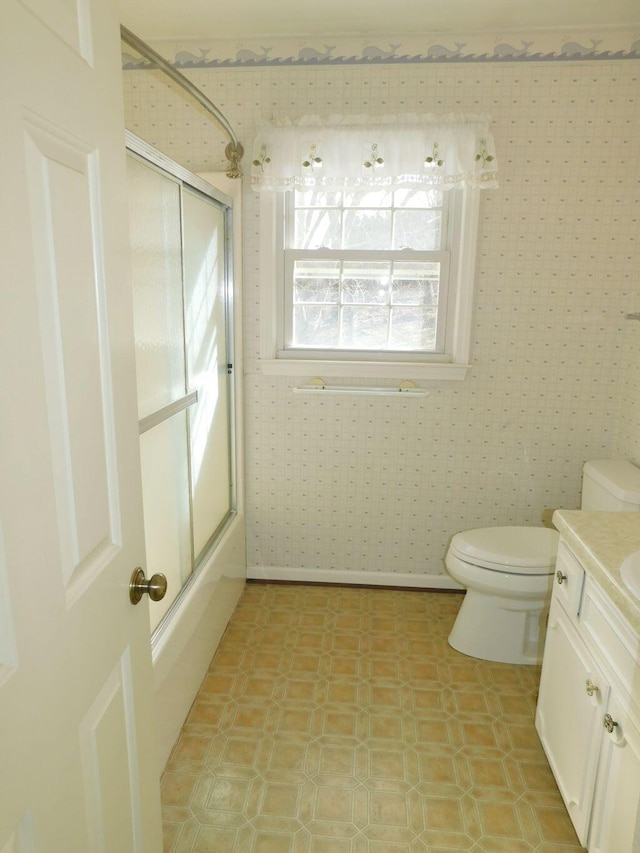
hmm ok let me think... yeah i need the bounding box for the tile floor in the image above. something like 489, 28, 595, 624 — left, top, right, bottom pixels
161, 583, 585, 852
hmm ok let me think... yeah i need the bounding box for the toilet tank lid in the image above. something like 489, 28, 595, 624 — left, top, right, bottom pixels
450, 527, 560, 570
583, 459, 640, 503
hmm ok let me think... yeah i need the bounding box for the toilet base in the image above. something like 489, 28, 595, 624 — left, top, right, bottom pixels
448, 588, 549, 665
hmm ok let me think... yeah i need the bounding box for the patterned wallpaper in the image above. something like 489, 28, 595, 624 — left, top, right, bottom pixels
122, 43, 640, 586
617, 317, 640, 464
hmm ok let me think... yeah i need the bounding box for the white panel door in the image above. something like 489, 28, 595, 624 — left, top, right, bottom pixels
0, 1, 162, 850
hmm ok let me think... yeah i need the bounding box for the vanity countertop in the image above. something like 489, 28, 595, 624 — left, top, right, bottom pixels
553, 509, 640, 629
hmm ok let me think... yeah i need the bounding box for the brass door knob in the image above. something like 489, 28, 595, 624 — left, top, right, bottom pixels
603, 713, 619, 735
586, 680, 599, 696
129, 567, 168, 605
556, 570, 567, 584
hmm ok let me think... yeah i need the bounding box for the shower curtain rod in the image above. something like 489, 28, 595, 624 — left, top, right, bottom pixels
120, 25, 244, 178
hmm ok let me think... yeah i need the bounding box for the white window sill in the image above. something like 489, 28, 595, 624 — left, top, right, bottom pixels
258, 359, 470, 380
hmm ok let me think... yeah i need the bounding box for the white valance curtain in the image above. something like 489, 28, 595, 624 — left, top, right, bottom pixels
250, 114, 498, 192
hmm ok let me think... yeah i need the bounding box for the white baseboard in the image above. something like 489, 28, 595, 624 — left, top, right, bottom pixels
246, 565, 464, 591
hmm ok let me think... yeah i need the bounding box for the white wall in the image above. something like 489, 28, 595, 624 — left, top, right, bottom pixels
123, 41, 640, 586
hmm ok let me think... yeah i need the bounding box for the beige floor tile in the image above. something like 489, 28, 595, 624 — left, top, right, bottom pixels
467, 756, 509, 789
220, 737, 261, 768
168, 819, 199, 853
310, 838, 350, 853
535, 806, 586, 844
162, 821, 182, 853
162, 773, 199, 807
161, 584, 585, 852
477, 799, 523, 837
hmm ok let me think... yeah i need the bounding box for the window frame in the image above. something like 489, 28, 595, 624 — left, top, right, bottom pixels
259, 186, 480, 380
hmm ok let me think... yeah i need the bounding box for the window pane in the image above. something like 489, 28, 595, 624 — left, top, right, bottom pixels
344, 189, 393, 207
389, 307, 438, 350
343, 209, 392, 249
341, 306, 389, 348
295, 189, 342, 207
294, 209, 341, 249
293, 305, 340, 346
293, 260, 340, 303
393, 209, 442, 250
393, 188, 443, 208
342, 261, 390, 304
392, 263, 440, 305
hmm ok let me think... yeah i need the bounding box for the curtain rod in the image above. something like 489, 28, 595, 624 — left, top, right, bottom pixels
120, 25, 244, 178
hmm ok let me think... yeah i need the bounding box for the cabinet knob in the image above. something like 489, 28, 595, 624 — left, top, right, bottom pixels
603, 713, 619, 734
556, 570, 567, 585
585, 680, 599, 696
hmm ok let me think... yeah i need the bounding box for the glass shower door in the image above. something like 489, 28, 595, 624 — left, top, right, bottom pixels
126, 144, 235, 634
183, 187, 232, 561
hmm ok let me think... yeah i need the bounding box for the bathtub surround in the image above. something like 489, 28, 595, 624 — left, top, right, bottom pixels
123, 37, 640, 589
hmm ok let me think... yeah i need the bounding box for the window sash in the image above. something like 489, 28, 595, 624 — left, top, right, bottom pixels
283, 249, 451, 355
291, 191, 445, 252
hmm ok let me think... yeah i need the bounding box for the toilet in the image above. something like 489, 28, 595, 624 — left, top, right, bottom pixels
445, 459, 640, 665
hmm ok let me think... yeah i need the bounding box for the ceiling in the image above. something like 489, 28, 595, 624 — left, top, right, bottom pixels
117, 0, 640, 42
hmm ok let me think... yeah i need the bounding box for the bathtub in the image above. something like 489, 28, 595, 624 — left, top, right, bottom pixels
151, 511, 246, 772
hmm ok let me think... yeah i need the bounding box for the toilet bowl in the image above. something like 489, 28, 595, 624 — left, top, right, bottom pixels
445, 526, 558, 665
445, 459, 640, 666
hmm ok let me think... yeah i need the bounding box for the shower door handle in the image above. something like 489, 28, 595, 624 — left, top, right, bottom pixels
129, 567, 168, 605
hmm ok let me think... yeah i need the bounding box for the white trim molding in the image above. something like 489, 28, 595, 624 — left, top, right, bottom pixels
257, 359, 470, 380
247, 564, 464, 590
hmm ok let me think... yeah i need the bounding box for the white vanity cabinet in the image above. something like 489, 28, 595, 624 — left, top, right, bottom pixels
536, 594, 610, 843
589, 687, 640, 853
536, 540, 640, 852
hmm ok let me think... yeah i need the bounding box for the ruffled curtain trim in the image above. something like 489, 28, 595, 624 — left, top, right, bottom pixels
251, 113, 498, 191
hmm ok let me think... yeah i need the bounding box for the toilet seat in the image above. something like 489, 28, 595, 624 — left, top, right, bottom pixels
449, 526, 559, 576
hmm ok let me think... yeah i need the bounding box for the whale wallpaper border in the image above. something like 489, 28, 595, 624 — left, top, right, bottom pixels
122, 29, 640, 69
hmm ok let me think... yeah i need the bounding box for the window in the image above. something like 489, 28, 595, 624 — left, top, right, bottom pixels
285, 187, 451, 357
252, 115, 496, 379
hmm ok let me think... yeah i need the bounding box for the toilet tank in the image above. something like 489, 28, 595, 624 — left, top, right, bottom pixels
582, 459, 640, 512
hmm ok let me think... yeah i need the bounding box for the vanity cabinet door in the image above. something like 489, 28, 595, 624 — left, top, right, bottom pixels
536, 595, 610, 846
588, 691, 640, 853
